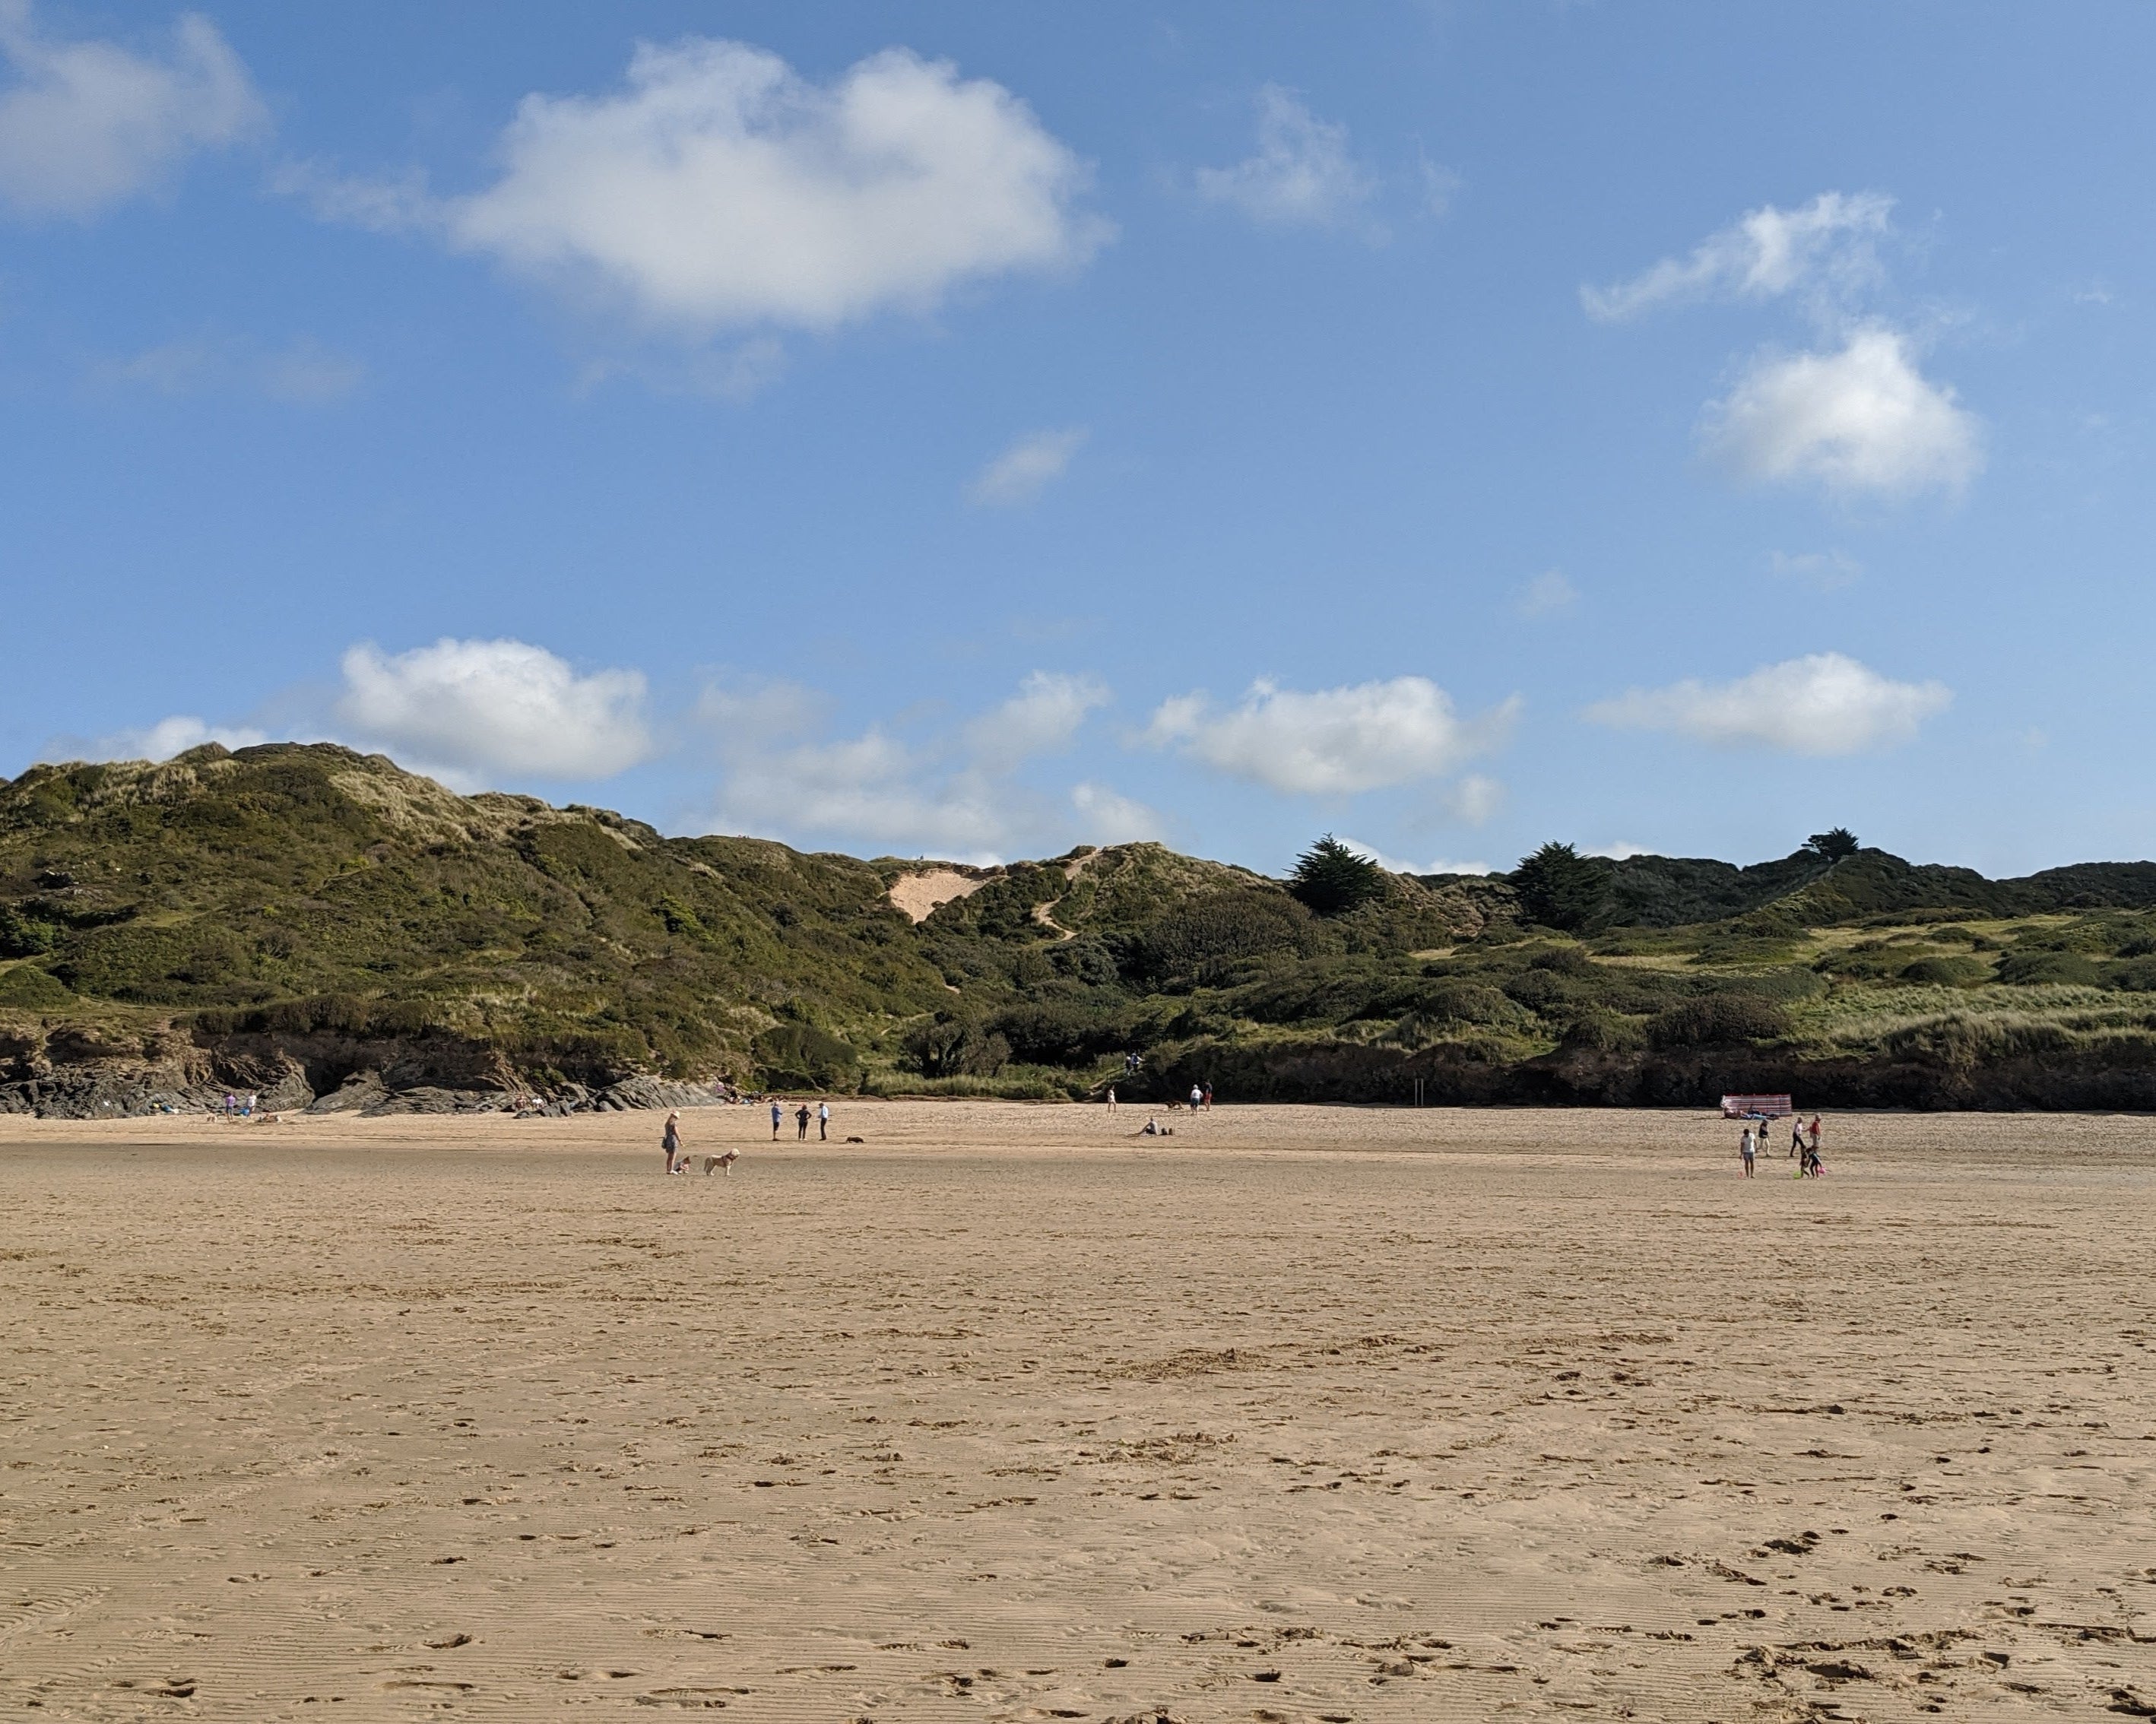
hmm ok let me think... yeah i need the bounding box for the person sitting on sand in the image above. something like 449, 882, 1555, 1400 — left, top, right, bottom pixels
1142, 1116, 1160, 1135
663, 1110, 682, 1175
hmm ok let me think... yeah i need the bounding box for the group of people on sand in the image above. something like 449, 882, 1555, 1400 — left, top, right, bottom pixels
655, 1097, 846, 1174
769, 1098, 831, 1141
1103, 1077, 1215, 1136
1738, 1113, 1823, 1178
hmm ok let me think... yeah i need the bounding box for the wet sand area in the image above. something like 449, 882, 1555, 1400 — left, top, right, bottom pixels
4, 1101, 2154, 1719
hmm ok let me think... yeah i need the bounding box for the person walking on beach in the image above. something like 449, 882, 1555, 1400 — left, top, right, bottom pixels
794, 1102, 810, 1141
817, 1101, 829, 1142
1189, 1082, 1203, 1112
770, 1099, 783, 1141
1739, 1125, 1755, 1177
663, 1110, 682, 1175
1808, 1114, 1823, 1158
1203, 1083, 1213, 1111
1790, 1117, 1806, 1158
1105, 1085, 1117, 1114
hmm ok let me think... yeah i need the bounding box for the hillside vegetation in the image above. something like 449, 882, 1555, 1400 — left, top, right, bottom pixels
7, 743, 2156, 1114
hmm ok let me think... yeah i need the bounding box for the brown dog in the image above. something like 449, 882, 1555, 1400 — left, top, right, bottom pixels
701, 1151, 740, 1177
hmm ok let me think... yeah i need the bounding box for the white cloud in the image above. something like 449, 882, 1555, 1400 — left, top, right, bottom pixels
1194, 84, 1376, 230
1070, 781, 1164, 845
335, 638, 652, 784
1769, 548, 1863, 590
1586, 651, 1951, 756
0, 2, 263, 218
964, 670, 1108, 770
1515, 569, 1576, 619
435, 38, 1104, 333
1581, 190, 1892, 322
1587, 842, 1652, 860
702, 670, 1116, 860
89, 714, 266, 762
715, 728, 1007, 860
1703, 326, 1982, 498
968, 427, 1086, 507
1146, 677, 1516, 796
1443, 773, 1504, 826
1339, 839, 1493, 876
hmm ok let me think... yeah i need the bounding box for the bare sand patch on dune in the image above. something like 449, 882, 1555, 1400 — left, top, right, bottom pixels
5, 1101, 2155, 1719
886, 868, 991, 923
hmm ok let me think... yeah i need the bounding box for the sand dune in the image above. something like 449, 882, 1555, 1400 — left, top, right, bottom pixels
4, 1101, 2154, 1719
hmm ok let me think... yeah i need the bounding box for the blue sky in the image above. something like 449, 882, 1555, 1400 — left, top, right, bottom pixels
2, 2, 2151, 878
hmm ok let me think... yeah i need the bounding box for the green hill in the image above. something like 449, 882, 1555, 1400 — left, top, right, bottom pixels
7, 742, 2156, 1115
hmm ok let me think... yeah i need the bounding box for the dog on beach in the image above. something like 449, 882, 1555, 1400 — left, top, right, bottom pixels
701, 1151, 740, 1177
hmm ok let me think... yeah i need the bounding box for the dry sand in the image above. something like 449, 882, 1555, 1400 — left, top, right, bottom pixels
4, 1101, 2154, 1721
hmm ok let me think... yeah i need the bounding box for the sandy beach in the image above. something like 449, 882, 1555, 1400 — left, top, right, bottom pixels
4, 1101, 2154, 1720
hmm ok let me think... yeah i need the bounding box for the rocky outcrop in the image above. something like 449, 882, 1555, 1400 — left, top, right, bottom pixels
0, 1018, 738, 1119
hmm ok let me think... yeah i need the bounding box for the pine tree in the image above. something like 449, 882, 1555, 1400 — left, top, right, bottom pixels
1287, 835, 1384, 917
1511, 841, 1610, 931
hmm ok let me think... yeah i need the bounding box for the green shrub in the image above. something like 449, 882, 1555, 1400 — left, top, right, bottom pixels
1899, 955, 1988, 988
1558, 1008, 1648, 1054
753, 1022, 861, 1089
1997, 948, 2102, 987
1647, 994, 1790, 1048
1128, 887, 1314, 988
0, 964, 75, 1009
989, 1000, 1130, 1067
0, 908, 60, 957
897, 1013, 1008, 1078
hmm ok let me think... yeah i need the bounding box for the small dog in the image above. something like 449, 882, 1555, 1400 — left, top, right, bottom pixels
701, 1151, 740, 1177
845, 1135, 865, 1144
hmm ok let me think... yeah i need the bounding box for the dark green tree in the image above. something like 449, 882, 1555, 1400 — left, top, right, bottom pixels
1286, 834, 1384, 917
1511, 841, 1611, 931
1806, 826, 1861, 861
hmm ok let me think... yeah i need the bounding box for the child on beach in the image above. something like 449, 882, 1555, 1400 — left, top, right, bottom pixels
1739, 1126, 1755, 1177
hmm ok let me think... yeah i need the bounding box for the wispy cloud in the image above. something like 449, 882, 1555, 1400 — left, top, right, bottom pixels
1515, 569, 1576, 619
968, 427, 1087, 506
1582, 191, 1892, 322
94, 332, 365, 403
0, 2, 264, 219
1195, 85, 1377, 231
